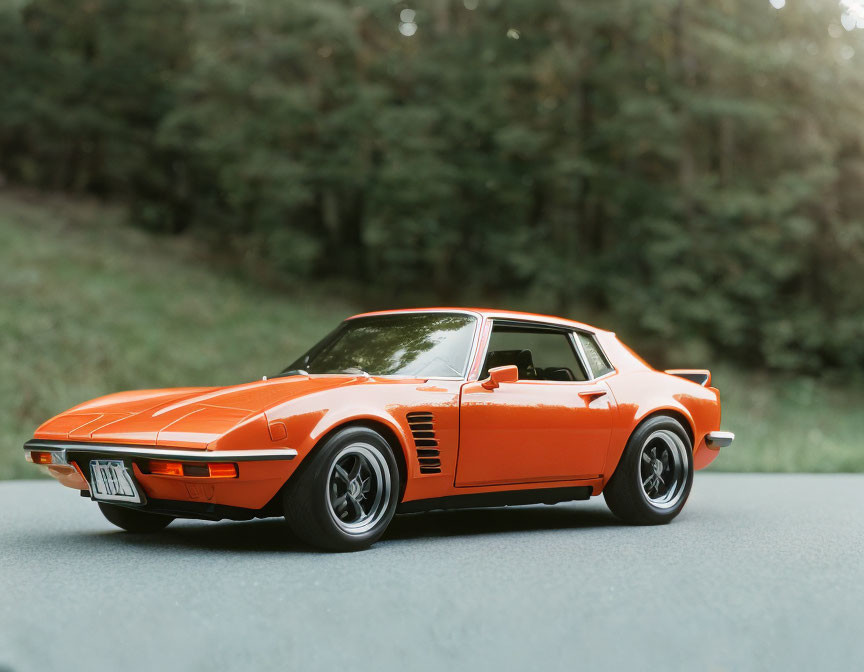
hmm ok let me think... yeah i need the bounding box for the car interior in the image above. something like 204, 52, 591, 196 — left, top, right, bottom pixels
480, 326, 589, 382
482, 349, 577, 381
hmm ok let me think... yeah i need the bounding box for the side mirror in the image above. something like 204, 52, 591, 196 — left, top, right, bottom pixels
482, 365, 519, 390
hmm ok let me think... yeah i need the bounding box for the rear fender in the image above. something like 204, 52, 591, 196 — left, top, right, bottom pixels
604, 373, 720, 481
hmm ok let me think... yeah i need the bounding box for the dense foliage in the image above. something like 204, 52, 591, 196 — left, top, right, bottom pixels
2, 0, 863, 372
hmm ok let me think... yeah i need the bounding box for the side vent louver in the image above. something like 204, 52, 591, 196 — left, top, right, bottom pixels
407, 412, 440, 474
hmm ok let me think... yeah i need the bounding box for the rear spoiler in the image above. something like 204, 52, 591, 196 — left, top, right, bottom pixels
665, 369, 711, 386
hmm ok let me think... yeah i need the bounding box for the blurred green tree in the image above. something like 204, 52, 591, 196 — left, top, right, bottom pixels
1, 0, 863, 372
0, 0, 191, 196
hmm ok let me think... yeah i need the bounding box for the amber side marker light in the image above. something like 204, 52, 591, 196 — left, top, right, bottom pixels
148, 460, 237, 479
29, 451, 54, 465
206, 463, 238, 478
149, 461, 184, 476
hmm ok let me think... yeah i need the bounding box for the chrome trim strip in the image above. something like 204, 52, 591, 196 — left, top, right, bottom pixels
25, 446, 70, 465
569, 331, 594, 381
24, 440, 297, 462
705, 431, 735, 448
464, 314, 485, 382
466, 316, 491, 382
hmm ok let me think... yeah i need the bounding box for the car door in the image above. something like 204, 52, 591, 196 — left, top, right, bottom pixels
455, 322, 615, 487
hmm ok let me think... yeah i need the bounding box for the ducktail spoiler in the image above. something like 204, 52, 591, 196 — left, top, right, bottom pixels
664, 369, 711, 386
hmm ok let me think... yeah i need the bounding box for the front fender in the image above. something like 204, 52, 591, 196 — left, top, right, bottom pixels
305, 407, 412, 459
263, 379, 462, 502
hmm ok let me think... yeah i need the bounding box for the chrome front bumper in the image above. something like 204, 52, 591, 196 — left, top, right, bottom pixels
24, 439, 297, 464
705, 431, 735, 449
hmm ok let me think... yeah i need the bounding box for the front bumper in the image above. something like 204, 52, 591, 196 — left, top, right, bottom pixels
705, 431, 735, 448
24, 439, 297, 464
24, 439, 298, 511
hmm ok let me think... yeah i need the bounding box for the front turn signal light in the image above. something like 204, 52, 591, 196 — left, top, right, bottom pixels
30, 451, 54, 465
207, 463, 238, 478
149, 460, 184, 476
147, 460, 237, 478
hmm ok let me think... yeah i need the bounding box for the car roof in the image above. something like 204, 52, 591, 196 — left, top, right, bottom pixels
346, 307, 612, 335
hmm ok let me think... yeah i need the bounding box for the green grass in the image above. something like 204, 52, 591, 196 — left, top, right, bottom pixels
0, 190, 860, 478
0, 190, 353, 479
708, 367, 864, 472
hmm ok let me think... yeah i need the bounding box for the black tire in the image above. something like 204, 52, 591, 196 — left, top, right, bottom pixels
603, 415, 694, 525
283, 426, 400, 552
98, 502, 174, 533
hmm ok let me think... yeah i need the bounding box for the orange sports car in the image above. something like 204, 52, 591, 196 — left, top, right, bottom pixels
25, 308, 734, 551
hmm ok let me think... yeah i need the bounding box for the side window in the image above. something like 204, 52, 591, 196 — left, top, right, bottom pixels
481, 325, 588, 382
577, 332, 614, 378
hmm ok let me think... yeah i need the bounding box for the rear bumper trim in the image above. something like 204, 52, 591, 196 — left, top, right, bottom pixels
24, 439, 297, 463
705, 431, 735, 448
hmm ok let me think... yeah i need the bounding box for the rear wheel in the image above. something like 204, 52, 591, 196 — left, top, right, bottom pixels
603, 415, 693, 525
283, 426, 399, 552
98, 502, 174, 533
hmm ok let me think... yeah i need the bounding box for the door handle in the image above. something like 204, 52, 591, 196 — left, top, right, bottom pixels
578, 390, 607, 403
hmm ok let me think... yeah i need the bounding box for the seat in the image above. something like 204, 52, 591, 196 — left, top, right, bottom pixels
543, 367, 575, 381
482, 349, 537, 380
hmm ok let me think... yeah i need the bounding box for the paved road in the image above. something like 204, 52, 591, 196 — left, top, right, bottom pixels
0, 474, 861, 672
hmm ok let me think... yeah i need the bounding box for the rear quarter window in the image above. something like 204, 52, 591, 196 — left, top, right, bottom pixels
577, 332, 614, 378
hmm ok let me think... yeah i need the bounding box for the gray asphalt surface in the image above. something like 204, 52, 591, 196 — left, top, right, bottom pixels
1, 474, 862, 672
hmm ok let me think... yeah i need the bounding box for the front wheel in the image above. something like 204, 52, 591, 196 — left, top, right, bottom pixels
283, 426, 400, 552
603, 415, 694, 525
98, 502, 174, 533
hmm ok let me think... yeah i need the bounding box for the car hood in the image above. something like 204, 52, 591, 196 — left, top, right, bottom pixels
34, 375, 359, 449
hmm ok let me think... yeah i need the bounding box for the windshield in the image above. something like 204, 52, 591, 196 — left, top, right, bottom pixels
287, 313, 478, 378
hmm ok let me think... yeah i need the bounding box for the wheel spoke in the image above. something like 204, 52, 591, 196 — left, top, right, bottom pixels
642, 453, 652, 464
334, 464, 350, 485
346, 494, 364, 520
332, 494, 348, 514
349, 455, 363, 480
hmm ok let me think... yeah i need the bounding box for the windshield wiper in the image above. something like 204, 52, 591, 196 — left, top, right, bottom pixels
268, 369, 309, 380
338, 367, 370, 377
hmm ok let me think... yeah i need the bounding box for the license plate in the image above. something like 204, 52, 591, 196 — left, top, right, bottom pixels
89, 460, 142, 503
